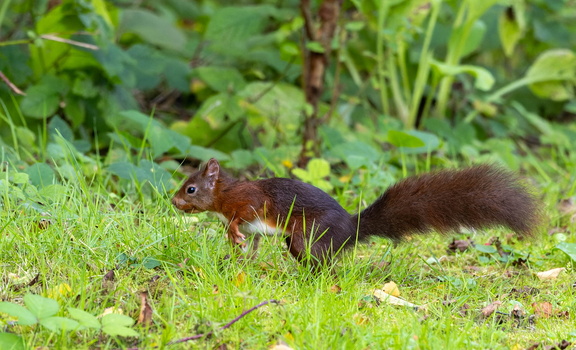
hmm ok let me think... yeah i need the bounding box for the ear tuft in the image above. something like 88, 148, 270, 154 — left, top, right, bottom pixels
205, 158, 220, 176
204, 158, 220, 188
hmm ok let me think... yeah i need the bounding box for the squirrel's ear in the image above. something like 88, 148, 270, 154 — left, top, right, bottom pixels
204, 158, 220, 188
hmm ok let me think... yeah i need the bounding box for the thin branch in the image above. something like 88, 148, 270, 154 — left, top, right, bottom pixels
0, 71, 26, 95
40, 34, 99, 50
300, 0, 316, 40
125, 299, 280, 350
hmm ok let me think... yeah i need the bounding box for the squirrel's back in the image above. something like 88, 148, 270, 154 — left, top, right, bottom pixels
354, 165, 541, 241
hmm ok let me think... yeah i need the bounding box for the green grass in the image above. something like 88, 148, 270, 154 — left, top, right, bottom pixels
1, 159, 575, 350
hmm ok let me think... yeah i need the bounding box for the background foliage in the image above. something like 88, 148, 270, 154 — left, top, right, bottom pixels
1, 0, 576, 348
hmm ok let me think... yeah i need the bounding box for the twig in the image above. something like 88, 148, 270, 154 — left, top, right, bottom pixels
40, 34, 99, 50
0, 71, 26, 95
125, 299, 280, 350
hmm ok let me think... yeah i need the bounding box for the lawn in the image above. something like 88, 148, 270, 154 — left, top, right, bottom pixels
1, 159, 574, 350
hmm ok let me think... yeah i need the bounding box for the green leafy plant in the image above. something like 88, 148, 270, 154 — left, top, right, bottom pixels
0, 294, 138, 348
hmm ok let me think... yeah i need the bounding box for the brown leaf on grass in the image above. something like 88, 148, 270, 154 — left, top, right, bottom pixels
510, 286, 540, 297
488, 237, 509, 259
533, 339, 573, 350
555, 340, 572, 350
212, 284, 219, 294
510, 304, 525, 319
447, 238, 474, 253
511, 256, 529, 267
536, 268, 566, 280
558, 197, 576, 218
269, 342, 294, 350
233, 271, 247, 286
102, 269, 115, 291
481, 301, 502, 318
463, 265, 483, 274
557, 310, 570, 319
150, 275, 160, 283
38, 218, 52, 230
459, 303, 470, 317
11, 273, 40, 291
382, 281, 400, 297
137, 291, 153, 327
329, 284, 342, 293
353, 313, 369, 325
532, 302, 553, 318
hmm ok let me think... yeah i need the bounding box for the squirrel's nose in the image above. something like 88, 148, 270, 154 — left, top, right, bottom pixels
172, 196, 184, 209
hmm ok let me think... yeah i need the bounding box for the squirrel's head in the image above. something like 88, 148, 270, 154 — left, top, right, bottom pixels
172, 158, 221, 213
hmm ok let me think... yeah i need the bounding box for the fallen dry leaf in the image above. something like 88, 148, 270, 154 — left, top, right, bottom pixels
100, 307, 123, 317
382, 281, 400, 297
269, 341, 294, 350
137, 291, 153, 327
536, 267, 566, 281
481, 301, 502, 318
447, 238, 474, 252
510, 286, 540, 296
329, 284, 342, 293
532, 302, 553, 318
373, 289, 420, 309
233, 271, 247, 286
353, 313, 369, 325
102, 269, 115, 291
11, 272, 40, 291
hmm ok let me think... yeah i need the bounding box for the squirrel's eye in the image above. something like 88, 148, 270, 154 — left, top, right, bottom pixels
187, 186, 196, 194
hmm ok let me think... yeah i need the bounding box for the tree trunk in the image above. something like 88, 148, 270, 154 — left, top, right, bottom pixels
298, 0, 341, 167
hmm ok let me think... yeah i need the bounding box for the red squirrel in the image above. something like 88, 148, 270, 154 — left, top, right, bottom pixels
172, 158, 540, 267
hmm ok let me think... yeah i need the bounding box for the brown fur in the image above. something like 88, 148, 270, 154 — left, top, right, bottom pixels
173, 160, 541, 268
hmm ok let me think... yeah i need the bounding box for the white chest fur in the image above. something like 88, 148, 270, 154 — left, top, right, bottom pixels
214, 213, 279, 236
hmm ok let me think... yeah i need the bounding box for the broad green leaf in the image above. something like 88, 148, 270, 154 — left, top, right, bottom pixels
48, 115, 74, 141
0, 302, 38, 326
101, 313, 135, 328
205, 5, 276, 54
238, 82, 305, 133
120, 9, 186, 51
20, 76, 64, 118
474, 245, 497, 254
72, 75, 98, 98
102, 325, 140, 337
526, 49, 576, 101
329, 141, 380, 167
40, 316, 80, 332
196, 67, 246, 92
11, 173, 29, 185
25, 163, 57, 188
24, 294, 59, 319
142, 257, 162, 269
398, 130, 440, 154
430, 60, 495, 91
38, 184, 68, 203
387, 130, 425, 148
555, 242, 576, 262
461, 20, 486, 57
196, 93, 244, 129
101, 313, 138, 336
63, 96, 86, 128
68, 307, 101, 329
307, 159, 331, 179
0, 333, 26, 350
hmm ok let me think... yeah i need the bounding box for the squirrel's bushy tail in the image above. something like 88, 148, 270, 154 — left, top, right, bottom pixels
353, 165, 541, 241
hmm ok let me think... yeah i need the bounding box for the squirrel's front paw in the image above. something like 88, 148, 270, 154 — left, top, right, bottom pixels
228, 232, 246, 245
